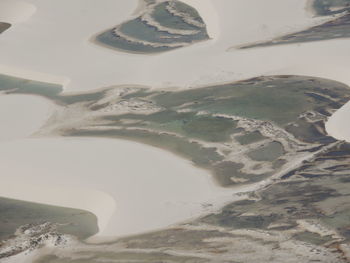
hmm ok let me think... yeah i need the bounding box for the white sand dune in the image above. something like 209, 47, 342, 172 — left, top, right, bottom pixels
325, 103, 350, 142
0, 0, 36, 24
0, 137, 234, 242
0, 95, 52, 141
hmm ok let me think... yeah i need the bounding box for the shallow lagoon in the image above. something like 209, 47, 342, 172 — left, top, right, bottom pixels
240, 0, 350, 49
1, 74, 350, 262
95, 0, 209, 54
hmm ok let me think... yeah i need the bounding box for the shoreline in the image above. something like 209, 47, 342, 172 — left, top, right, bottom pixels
325, 102, 350, 142
181, 0, 220, 40
0, 136, 236, 243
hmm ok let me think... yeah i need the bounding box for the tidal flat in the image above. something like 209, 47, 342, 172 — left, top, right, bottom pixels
65, 75, 350, 187
0, 72, 350, 262
1, 73, 350, 262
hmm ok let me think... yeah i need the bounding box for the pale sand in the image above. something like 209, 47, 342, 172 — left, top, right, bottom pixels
325, 103, 350, 142
181, 0, 220, 39
0, 0, 36, 24
0, 137, 235, 242
0, 95, 53, 141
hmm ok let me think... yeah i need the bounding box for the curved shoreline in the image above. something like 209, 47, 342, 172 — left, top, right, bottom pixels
0, 137, 236, 242
181, 0, 220, 40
